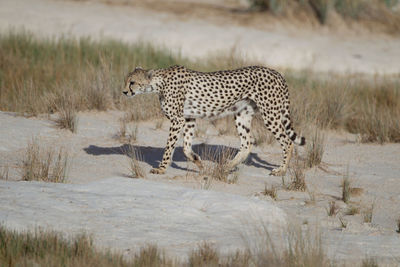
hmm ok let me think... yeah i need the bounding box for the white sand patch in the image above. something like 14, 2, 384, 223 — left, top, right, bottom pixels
0, 177, 287, 258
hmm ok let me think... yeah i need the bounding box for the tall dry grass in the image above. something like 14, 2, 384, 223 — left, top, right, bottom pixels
305, 127, 325, 168
342, 174, 351, 204
188, 242, 220, 267
345, 85, 400, 143
20, 139, 69, 183
122, 145, 146, 178
0, 165, 9, 180
0, 223, 386, 266
52, 93, 78, 133
287, 72, 400, 143
0, 224, 327, 267
0, 225, 174, 267
199, 146, 238, 183
0, 31, 182, 116
327, 201, 339, 216
1, 32, 399, 144
362, 202, 375, 223
288, 150, 307, 191
115, 117, 138, 143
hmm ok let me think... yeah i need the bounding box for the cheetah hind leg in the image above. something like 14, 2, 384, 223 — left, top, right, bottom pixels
270, 141, 293, 176
260, 112, 294, 176
182, 118, 203, 171
227, 108, 254, 170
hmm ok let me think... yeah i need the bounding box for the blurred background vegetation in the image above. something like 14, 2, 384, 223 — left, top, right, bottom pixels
90, 0, 400, 34
248, 0, 400, 32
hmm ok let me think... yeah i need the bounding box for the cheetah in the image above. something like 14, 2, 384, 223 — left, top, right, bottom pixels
123, 65, 305, 176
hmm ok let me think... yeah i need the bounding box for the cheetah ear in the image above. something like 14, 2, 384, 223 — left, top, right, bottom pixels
146, 70, 154, 80
135, 66, 143, 71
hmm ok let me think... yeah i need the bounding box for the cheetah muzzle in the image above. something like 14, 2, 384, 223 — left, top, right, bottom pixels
123, 65, 305, 176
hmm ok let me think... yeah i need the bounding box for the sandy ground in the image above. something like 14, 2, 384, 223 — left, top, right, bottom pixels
1, 0, 400, 74
1, 0, 400, 264
0, 177, 287, 259
1, 111, 400, 264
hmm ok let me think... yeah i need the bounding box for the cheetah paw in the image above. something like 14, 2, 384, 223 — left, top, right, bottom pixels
270, 167, 286, 176
150, 168, 166, 175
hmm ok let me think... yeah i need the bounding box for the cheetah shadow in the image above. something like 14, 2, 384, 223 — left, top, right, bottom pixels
83, 144, 277, 172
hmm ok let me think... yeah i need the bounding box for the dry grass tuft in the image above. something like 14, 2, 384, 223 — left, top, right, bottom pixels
0, 166, 9, 180
189, 225, 331, 266
45, 87, 79, 133
361, 257, 379, 267
20, 139, 69, 183
305, 127, 325, 168
155, 118, 164, 129
327, 201, 339, 217
224, 251, 252, 267
188, 242, 220, 267
248, 226, 328, 267
306, 189, 317, 205
116, 119, 127, 141
288, 169, 306, 191
349, 187, 364, 197
288, 150, 307, 191
341, 181, 351, 204
199, 146, 238, 183
133, 244, 173, 267
54, 102, 78, 133
339, 216, 348, 229
341, 174, 351, 204
262, 184, 278, 200
129, 124, 138, 143
281, 229, 327, 267
0, 225, 174, 267
345, 205, 360, 215
362, 203, 374, 223
115, 117, 138, 144
124, 145, 146, 178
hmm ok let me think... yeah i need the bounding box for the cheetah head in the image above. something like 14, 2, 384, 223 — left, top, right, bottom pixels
123, 67, 155, 97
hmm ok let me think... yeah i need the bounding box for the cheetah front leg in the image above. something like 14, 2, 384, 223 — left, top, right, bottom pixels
150, 118, 185, 174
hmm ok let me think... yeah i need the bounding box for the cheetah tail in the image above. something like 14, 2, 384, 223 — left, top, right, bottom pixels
281, 110, 306, 146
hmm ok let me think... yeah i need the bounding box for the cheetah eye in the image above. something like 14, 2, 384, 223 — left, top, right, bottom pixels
130, 81, 135, 86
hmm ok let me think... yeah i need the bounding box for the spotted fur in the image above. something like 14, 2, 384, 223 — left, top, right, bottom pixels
123, 65, 305, 176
